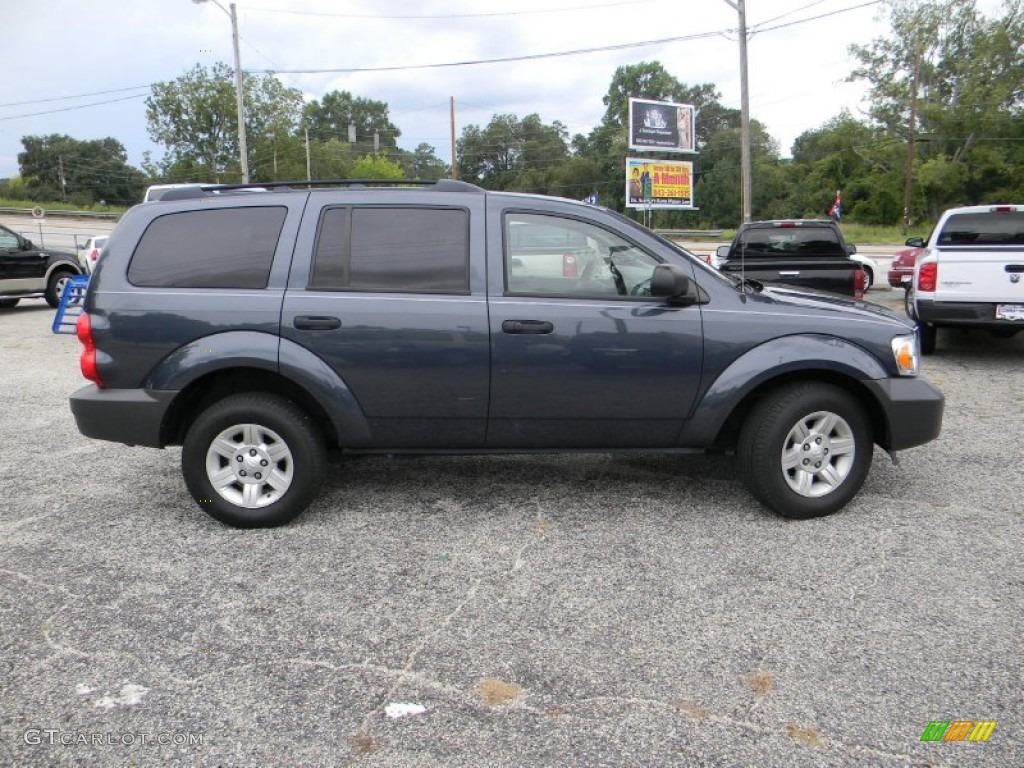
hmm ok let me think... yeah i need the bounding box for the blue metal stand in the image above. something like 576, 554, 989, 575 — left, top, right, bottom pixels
51, 274, 90, 334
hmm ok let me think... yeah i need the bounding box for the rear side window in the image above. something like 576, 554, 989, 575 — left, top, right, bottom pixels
128, 207, 286, 288
311, 206, 469, 293
938, 211, 1024, 246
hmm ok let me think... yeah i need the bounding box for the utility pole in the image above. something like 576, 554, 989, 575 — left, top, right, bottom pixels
229, 3, 249, 183
305, 128, 311, 182
723, 0, 752, 222
902, 53, 921, 234
58, 155, 67, 202
193, 0, 249, 183
450, 96, 458, 180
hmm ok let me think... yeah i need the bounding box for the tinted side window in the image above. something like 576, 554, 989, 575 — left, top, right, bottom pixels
311, 206, 469, 293
128, 207, 286, 288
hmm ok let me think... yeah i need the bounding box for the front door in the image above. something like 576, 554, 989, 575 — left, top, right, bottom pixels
486, 208, 704, 448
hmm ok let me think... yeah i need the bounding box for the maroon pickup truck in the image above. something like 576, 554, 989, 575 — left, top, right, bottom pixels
716, 220, 866, 299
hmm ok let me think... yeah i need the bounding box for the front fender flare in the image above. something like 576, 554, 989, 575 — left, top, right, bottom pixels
680, 334, 888, 447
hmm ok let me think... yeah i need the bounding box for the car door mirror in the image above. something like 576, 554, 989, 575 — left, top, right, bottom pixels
716, 244, 730, 258
651, 263, 697, 305
846, 243, 857, 254
905, 236, 925, 247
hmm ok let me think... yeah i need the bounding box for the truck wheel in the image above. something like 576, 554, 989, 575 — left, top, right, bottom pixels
863, 266, 874, 290
45, 270, 76, 308
0, 298, 20, 309
182, 393, 326, 528
918, 322, 937, 355
738, 383, 872, 519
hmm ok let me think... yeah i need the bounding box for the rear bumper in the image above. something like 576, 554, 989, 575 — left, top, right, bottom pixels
862, 377, 944, 451
70, 385, 177, 447
887, 268, 912, 288
917, 300, 1024, 329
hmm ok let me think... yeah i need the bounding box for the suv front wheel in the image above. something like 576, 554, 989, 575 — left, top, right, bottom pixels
738, 383, 872, 519
182, 393, 326, 527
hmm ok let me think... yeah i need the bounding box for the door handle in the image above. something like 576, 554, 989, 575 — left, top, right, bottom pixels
294, 315, 341, 331
501, 319, 553, 334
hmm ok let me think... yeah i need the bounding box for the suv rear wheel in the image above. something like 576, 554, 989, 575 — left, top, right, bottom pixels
182, 393, 326, 527
738, 383, 872, 519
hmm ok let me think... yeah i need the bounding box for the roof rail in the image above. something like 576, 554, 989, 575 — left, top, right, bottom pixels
158, 179, 484, 201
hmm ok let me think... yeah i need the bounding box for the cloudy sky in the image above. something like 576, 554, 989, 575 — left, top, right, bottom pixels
2, 0, 900, 179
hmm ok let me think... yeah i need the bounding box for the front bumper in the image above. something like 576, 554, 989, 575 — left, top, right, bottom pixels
916, 300, 1024, 329
69, 385, 177, 447
861, 377, 944, 451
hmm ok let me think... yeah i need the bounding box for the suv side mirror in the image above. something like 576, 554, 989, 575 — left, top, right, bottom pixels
846, 243, 858, 254
651, 263, 697, 305
716, 244, 730, 258
905, 237, 925, 247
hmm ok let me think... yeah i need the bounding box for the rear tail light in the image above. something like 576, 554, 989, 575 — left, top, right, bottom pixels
76, 313, 104, 387
89, 248, 99, 263
562, 253, 578, 278
918, 262, 938, 292
854, 268, 866, 299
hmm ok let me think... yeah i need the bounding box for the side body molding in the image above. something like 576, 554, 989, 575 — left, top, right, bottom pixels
679, 334, 889, 447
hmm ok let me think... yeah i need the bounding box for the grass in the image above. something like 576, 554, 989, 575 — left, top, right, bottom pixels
0, 196, 129, 215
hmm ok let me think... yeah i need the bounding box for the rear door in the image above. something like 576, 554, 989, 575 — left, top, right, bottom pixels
280, 191, 490, 448
933, 208, 1024, 304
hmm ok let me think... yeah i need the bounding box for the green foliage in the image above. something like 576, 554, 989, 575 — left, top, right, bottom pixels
351, 154, 404, 180
16, 134, 145, 205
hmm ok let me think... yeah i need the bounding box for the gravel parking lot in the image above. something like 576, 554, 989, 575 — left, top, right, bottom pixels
1, 291, 1021, 767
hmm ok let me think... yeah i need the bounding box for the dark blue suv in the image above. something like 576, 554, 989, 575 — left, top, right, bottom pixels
70, 180, 943, 527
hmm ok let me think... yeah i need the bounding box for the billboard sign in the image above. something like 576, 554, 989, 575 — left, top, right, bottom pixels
628, 98, 696, 153
625, 157, 694, 210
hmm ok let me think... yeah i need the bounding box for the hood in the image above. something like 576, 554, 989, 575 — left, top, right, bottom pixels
755, 283, 914, 330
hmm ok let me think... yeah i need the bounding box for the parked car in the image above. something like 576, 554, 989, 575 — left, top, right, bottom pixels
0, 224, 83, 309
887, 244, 922, 288
70, 180, 943, 528
78, 236, 109, 274
906, 204, 1024, 353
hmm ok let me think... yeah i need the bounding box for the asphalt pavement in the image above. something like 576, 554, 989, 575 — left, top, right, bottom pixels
0, 288, 1021, 767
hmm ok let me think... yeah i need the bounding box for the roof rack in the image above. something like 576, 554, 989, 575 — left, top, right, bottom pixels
158, 178, 483, 201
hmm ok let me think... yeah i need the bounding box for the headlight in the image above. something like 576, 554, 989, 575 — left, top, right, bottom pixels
891, 333, 919, 376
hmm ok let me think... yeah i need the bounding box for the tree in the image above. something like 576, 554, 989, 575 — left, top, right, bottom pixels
17, 134, 146, 205
303, 91, 401, 156
400, 143, 449, 180
351, 154, 404, 180
146, 63, 303, 182
457, 113, 569, 191
849, 0, 1024, 220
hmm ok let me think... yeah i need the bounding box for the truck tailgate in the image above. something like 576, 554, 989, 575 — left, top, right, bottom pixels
934, 247, 1024, 303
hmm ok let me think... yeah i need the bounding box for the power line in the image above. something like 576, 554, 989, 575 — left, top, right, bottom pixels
244, 0, 657, 20
0, 93, 150, 122
254, 30, 724, 74
0, 85, 151, 109
252, 1, 884, 75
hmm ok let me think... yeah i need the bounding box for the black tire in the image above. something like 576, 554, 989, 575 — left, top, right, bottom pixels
45, 269, 76, 308
182, 393, 326, 528
0, 298, 20, 309
918, 322, 937, 355
737, 383, 873, 520
903, 287, 915, 320
863, 266, 874, 290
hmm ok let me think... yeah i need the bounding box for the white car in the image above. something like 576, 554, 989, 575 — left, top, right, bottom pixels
906, 204, 1024, 353
78, 236, 108, 274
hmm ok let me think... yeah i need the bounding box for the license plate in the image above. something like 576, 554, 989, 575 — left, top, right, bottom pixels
900, 274, 911, 283
995, 304, 1024, 321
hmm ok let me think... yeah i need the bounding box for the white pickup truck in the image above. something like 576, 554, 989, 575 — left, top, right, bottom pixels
906, 204, 1024, 354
